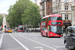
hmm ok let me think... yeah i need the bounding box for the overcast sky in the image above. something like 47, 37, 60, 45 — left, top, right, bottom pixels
0, 0, 35, 14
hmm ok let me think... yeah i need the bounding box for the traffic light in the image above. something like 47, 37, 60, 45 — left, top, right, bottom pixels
4, 25, 6, 28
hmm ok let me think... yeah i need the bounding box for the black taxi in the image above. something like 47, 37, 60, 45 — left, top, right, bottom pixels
64, 26, 75, 50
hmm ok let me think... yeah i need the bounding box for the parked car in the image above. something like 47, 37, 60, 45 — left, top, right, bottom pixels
5, 28, 12, 33
64, 26, 75, 50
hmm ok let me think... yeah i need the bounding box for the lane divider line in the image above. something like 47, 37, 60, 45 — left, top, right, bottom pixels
10, 34, 29, 50
18, 35, 57, 50
0, 35, 3, 48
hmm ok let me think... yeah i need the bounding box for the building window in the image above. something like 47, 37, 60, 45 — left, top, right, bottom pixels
65, 15, 68, 20
57, 0, 60, 3
42, 5, 45, 9
65, 0, 68, 2
59, 0, 60, 3
65, 6, 68, 10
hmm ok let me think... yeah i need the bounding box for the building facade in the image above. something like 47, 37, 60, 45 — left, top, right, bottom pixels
40, 0, 46, 17
52, 0, 60, 14
40, 0, 52, 17
40, 0, 72, 21
53, 0, 72, 21
52, 0, 72, 27
72, 0, 75, 26
38, 0, 74, 26
46, 0, 52, 15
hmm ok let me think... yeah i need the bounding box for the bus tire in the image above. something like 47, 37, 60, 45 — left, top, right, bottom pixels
41, 33, 44, 37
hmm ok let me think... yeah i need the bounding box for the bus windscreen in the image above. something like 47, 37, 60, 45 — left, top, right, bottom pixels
51, 22, 61, 24
49, 26, 63, 33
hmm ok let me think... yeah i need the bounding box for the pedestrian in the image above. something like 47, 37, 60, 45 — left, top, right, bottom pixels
28, 29, 29, 33
24, 27, 26, 33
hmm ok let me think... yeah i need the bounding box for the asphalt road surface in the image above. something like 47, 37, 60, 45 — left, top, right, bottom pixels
0, 32, 68, 50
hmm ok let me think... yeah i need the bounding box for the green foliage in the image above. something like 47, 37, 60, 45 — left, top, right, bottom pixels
0, 14, 3, 26
8, 0, 41, 28
22, 4, 41, 27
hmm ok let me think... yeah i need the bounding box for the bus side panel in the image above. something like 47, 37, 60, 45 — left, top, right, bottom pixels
41, 31, 46, 36
48, 31, 63, 37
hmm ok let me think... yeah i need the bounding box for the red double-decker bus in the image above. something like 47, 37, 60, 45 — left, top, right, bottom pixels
18, 25, 25, 32
40, 14, 63, 37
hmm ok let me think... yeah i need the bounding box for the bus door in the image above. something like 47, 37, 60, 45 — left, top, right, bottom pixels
45, 18, 49, 36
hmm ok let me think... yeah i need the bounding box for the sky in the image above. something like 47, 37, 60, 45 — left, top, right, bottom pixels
0, 0, 35, 14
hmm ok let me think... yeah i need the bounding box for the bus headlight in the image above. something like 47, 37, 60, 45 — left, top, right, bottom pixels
50, 34, 52, 35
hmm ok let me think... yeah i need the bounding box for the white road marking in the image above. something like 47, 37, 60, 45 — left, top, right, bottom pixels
18, 35, 57, 50
34, 47, 42, 49
54, 46, 65, 48
10, 34, 29, 50
0, 35, 3, 48
41, 49, 43, 50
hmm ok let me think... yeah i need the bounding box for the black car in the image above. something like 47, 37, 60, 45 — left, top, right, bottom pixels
64, 26, 75, 50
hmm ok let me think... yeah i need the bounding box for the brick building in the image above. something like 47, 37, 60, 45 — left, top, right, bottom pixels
40, 0, 52, 17
46, 0, 52, 15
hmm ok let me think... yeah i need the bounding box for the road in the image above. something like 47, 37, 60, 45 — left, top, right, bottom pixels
0, 32, 68, 50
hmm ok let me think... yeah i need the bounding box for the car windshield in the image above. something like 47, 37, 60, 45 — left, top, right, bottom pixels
69, 28, 75, 33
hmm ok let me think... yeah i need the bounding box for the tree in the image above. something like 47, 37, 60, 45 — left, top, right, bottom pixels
21, 4, 41, 28
8, 0, 41, 28
8, 0, 33, 28
0, 14, 3, 26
